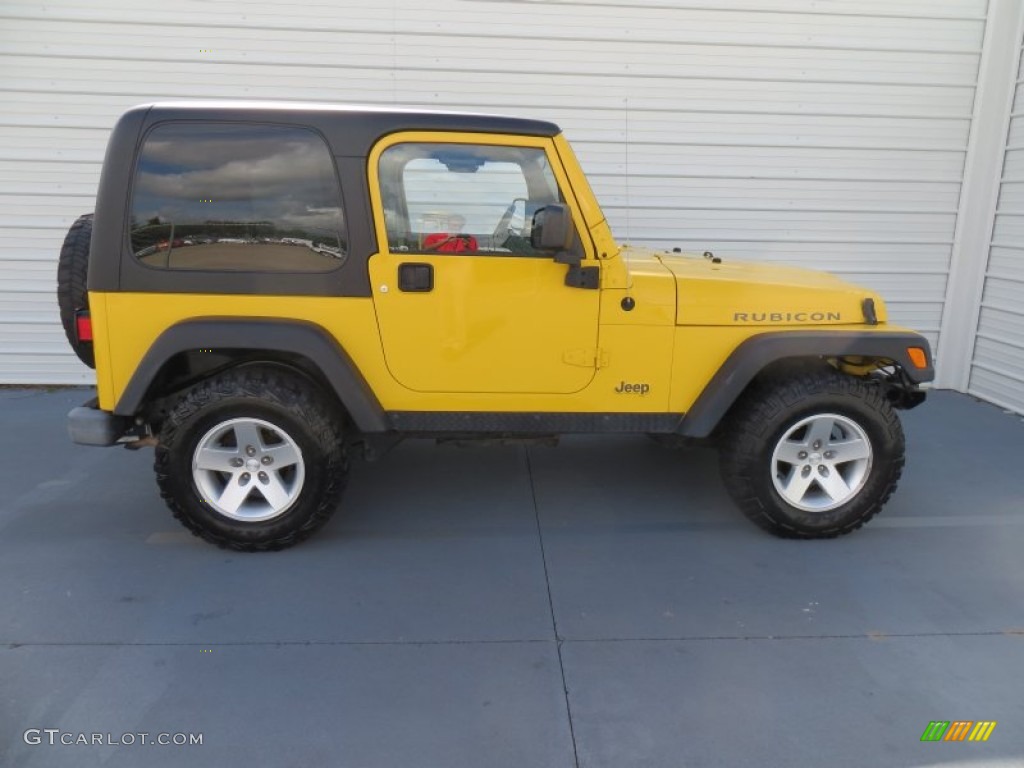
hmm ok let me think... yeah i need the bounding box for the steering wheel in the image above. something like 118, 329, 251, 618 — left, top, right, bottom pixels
491, 201, 518, 247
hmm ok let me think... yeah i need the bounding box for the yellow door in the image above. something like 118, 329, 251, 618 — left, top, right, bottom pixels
367, 134, 601, 395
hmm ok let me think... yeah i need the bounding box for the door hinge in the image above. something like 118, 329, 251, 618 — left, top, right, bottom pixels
563, 348, 609, 368
565, 264, 600, 290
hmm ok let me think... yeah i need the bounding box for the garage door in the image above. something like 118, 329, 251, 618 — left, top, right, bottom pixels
0, 0, 989, 383
970, 34, 1024, 414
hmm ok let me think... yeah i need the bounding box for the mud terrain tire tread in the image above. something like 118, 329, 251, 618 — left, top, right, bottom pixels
719, 369, 904, 539
56, 213, 95, 368
155, 366, 348, 551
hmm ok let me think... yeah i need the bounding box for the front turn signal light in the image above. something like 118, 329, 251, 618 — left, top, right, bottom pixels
907, 346, 927, 369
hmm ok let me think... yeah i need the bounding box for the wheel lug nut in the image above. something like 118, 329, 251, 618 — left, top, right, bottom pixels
258, 471, 269, 484
261, 456, 273, 465
239, 472, 250, 485
818, 465, 827, 474
797, 451, 808, 460
824, 451, 835, 459
245, 445, 257, 457
230, 457, 244, 468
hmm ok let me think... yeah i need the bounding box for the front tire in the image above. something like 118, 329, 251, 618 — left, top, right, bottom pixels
719, 369, 904, 538
155, 366, 348, 551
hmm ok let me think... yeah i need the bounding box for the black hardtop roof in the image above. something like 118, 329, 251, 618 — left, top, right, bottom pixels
129, 101, 561, 156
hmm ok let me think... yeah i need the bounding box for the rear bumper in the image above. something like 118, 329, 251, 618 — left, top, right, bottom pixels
68, 399, 131, 446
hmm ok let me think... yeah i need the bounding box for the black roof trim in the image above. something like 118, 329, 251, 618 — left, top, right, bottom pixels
135, 101, 561, 154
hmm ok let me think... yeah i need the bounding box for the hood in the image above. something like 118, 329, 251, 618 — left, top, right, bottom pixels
648, 250, 885, 327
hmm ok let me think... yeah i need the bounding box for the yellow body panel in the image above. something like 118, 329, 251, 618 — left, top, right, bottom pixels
95, 290, 683, 413
96, 293, 392, 412
656, 249, 887, 326
600, 250, 676, 327
368, 253, 601, 394
94, 290, 910, 418
88, 292, 116, 410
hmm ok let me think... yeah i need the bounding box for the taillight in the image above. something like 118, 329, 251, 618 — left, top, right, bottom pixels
75, 310, 93, 343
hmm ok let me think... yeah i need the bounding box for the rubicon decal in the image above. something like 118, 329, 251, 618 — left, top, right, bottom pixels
920, 721, 997, 742
733, 312, 842, 322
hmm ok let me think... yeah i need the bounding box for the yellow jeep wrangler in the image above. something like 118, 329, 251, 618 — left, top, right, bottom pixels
59, 102, 933, 550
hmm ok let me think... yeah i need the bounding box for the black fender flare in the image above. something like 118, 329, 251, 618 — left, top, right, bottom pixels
678, 330, 934, 438
113, 318, 390, 433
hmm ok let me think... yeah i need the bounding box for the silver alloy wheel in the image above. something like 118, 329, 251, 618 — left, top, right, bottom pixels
192, 417, 305, 522
770, 413, 873, 513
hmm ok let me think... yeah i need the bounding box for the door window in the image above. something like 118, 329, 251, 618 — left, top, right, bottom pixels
378, 143, 574, 256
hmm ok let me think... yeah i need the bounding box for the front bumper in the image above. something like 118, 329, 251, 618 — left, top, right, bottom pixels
68, 399, 131, 446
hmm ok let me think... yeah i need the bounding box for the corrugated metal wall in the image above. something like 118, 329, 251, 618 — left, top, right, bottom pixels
0, 0, 990, 384
970, 32, 1024, 413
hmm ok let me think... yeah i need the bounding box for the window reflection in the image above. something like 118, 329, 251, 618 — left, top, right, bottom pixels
379, 143, 565, 256
130, 123, 346, 272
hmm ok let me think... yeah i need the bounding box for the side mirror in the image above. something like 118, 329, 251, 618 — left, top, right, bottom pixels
530, 204, 576, 260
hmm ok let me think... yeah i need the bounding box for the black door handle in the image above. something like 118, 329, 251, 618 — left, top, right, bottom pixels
398, 263, 433, 292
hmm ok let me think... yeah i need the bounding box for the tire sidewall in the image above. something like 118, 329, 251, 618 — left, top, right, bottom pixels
161, 397, 334, 545
752, 392, 901, 533
57, 213, 95, 368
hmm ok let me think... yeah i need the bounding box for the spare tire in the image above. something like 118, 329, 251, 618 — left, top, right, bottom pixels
57, 213, 95, 368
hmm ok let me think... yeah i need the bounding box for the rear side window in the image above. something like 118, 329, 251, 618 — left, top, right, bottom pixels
130, 123, 346, 271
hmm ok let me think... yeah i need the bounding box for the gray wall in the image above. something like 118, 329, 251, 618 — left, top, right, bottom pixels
1, 0, 1019, 413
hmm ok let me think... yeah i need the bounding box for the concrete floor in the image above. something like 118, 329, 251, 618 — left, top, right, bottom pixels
1, 387, 1022, 767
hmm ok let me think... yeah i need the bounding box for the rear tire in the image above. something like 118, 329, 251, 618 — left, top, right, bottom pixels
719, 370, 904, 538
155, 366, 348, 551
56, 213, 95, 368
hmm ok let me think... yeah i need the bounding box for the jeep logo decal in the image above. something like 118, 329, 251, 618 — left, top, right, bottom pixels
615, 381, 650, 395
733, 312, 842, 322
